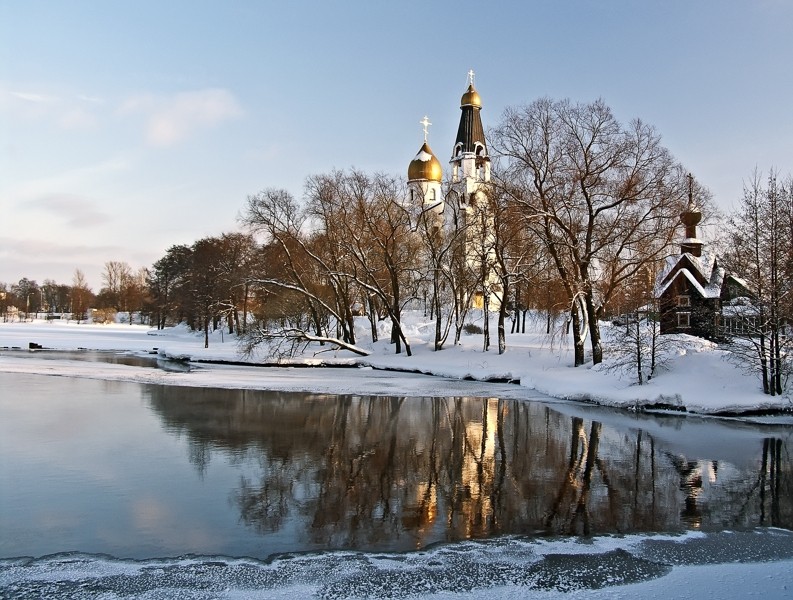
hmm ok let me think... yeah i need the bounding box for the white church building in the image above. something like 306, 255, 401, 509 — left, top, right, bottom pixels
406, 71, 500, 310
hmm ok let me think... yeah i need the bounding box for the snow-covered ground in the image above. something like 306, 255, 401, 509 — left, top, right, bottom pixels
3, 530, 793, 599
2, 316, 793, 599
0, 313, 790, 416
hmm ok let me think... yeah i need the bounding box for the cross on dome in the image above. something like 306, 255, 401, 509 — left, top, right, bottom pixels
420, 115, 431, 142
467, 69, 475, 86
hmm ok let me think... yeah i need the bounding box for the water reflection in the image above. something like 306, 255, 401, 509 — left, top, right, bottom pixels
0, 349, 190, 371
144, 387, 792, 550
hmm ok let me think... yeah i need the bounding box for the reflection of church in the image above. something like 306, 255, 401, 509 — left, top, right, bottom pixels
407, 71, 500, 310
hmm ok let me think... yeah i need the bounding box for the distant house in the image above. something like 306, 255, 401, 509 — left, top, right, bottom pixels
654, 181, 751, 339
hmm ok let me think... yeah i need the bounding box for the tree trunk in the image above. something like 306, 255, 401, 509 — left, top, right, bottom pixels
367, 295, 378, 343
571, 303, 585, 366
511, 286, 519, 334
649, 316, 659, 380
391, 315, 401, 353
759, 332, 770, 394
434, 280, 443, 351
635, 318, 643, 384
482, 292, 490, 352
584, 291, 603, 365
498, 277, 509, 355
242, 282, 248, 334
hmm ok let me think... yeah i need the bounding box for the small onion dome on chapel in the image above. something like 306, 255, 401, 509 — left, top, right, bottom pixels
460, 83, 482, 108
408, 142, 443, 182
681, 173, 703, 232
409, 115, 442, 182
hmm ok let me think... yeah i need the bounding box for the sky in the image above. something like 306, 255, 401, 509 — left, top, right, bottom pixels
1, 1, 791, 291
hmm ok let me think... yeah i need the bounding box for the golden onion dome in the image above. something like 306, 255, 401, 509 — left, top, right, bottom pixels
460, 84, 482, 108
408, 142, 443, 182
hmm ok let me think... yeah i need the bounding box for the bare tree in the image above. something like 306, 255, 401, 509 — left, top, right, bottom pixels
414, 185, 467, 350
722, 169, 793, 395
491, 97, 688, 366
99, 260, 132, 317
71, 269, 92, 323
240, 187, 368, 357
306, 170, 422, 355
605, 235, 685, 384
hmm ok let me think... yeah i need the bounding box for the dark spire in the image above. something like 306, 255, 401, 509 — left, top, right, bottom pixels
451, 70, 488, 161
680, 173, 703, 257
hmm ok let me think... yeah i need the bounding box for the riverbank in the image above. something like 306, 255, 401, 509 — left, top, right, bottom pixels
0, 316, 790, 417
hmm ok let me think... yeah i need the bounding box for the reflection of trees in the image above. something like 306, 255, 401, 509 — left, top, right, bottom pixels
143, 385, 792, 552
664, 436, 792, 531
760, 438, 785, 526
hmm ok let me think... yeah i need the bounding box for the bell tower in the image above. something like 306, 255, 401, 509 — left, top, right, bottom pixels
449, 70, 491, 204
447, 71, 500, 311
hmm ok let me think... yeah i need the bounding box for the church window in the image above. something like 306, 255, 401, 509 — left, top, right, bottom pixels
677, 295, 691, 307
677, 312, 690, 328
410, 188, 415, 204
429, 188, 436, 201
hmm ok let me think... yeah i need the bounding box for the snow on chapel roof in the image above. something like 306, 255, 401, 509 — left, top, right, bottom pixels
654, 250, 724, 299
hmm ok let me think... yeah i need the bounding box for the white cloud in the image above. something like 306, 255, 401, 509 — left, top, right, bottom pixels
10, 91, 55, 103
119, 88, 244, 146
0, 85, 102, 130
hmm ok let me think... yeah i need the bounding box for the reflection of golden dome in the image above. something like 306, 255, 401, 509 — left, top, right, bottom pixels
461, 84, 481, 108
408, 142, 443, 181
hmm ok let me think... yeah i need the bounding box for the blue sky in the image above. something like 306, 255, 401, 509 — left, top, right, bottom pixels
1, 0, 791, 290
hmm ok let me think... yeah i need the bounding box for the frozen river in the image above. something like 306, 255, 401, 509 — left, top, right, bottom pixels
1, 353, 792, 598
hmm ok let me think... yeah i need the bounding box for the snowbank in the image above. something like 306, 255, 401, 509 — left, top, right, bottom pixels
0, 314, 790, 417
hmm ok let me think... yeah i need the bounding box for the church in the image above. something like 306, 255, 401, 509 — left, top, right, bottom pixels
408, 74, 752, 338
654, 179, 751, 339
405, 71, 500, 310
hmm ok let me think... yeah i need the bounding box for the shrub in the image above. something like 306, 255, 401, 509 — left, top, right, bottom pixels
463, 323, 483, 335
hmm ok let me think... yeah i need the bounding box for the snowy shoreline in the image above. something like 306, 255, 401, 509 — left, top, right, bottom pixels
3, 319, 793, 599
1, 318, 791, 418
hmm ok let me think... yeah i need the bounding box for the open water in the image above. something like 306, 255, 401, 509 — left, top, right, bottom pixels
1, 357, 792, 598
